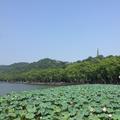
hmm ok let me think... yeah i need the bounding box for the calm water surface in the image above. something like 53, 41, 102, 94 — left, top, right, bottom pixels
0, 82, 50, 96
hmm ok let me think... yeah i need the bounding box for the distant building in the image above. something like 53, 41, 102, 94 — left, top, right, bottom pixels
97, 48, 99, 57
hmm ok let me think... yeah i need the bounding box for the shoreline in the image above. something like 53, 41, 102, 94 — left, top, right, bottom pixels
0, 80, 119, 86
0, 80, 86, 86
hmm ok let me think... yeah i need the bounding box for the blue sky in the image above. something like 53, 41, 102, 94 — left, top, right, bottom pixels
0, 0, 120, 64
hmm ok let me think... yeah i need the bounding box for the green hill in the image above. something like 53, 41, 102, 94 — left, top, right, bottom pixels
0, 55, 120, 84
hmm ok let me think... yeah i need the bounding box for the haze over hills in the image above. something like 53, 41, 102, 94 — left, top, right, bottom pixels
0, 58, 68, 72
0, 55, 120, 84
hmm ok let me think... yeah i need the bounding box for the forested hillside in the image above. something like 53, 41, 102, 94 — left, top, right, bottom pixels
0, 56, 120, 84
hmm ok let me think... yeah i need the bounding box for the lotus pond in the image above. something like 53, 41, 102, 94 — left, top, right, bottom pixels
0, 85, 120, 120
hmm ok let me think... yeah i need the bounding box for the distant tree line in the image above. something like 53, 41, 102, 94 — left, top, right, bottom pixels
0, 56, 120, 84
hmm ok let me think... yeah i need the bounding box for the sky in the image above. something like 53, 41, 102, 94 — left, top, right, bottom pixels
0, 0, 120, 65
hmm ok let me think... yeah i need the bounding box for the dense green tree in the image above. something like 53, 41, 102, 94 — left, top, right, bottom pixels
0, 56, 120, 84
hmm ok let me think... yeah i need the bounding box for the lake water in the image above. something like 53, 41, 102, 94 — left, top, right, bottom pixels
0, 82, 50, 96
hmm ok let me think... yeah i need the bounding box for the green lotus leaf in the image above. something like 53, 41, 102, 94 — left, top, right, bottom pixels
25, 113, 35, 119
